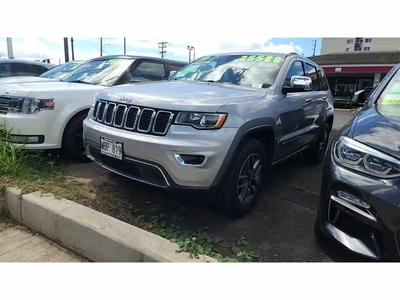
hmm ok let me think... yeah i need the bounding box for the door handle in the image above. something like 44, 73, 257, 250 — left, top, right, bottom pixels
305, 98, 313, 102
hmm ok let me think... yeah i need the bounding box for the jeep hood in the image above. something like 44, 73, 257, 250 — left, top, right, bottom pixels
0, 81, 106, 98
99, 81, 267, 112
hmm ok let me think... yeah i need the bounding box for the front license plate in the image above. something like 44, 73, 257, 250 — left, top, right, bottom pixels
100, 137, 123, 160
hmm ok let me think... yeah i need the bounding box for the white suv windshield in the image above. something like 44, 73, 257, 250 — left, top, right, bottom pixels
168, 54, 286, 88
62, 58, 134, 86
40, 61, 84, 80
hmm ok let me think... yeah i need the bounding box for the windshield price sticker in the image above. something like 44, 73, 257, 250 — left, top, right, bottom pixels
176, 69, 198, 76
239, 55, 283, 63
381, 99, 400, 105
105, 59, 119, 65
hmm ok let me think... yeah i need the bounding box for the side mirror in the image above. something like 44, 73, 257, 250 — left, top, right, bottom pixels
290, 76, 312, 90
169, 70, 177, 76
283, 76, 312, 94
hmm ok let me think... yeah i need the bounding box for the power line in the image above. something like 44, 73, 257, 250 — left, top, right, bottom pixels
158, 41, 167, 58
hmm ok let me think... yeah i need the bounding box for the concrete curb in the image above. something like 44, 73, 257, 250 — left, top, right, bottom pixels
3, 187, 217, 262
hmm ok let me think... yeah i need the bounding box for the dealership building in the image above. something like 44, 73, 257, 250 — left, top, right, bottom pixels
309, 47, 400, 96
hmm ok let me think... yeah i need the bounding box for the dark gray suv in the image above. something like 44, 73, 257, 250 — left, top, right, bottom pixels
83, 52, 334, 216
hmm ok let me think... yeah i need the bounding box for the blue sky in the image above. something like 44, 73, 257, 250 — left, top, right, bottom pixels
0, 37, 322, 65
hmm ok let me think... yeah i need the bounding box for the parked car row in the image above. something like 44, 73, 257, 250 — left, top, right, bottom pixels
0, 52, 399, 261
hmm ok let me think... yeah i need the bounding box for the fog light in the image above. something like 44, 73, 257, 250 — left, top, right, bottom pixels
337, 190, 370, 209
9, 135, 43, 144
174, 153, 206, 166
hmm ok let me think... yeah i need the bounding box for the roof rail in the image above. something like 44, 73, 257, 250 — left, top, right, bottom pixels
288, 52, 298, 56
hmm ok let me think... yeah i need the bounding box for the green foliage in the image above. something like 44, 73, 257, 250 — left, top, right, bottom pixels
144, 207, 262, 262
0, 126, 61, 180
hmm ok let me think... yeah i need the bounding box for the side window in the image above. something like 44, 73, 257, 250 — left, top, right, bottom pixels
168, 64, 184, 72
317, 68, 329, 91
31, 64, 49, 75
304, 63, 319, 90
284, 60, 304, 86
11, 63, 31, 76
167, 65, 183, 76
130, 61, 166, 82
0, 63, 11, 77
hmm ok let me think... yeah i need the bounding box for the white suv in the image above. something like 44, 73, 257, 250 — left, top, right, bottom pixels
0, 55, 186, 161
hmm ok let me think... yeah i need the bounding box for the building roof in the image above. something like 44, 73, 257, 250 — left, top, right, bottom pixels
308, 51, 400, 65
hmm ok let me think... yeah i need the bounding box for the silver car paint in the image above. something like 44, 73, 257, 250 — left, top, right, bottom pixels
83, 54, 334, 189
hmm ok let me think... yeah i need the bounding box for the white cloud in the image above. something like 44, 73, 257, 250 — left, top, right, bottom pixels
0, 36, 305, 64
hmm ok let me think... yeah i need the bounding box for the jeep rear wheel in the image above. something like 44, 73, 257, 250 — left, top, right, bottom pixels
214, 138, 267, 217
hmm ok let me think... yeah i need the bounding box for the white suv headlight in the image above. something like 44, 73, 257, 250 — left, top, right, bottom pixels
19, 98, 55, 114
333, 136, 400, 178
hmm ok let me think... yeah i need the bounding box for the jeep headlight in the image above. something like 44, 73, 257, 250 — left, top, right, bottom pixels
20, 98, 55, 114
333, 136, 400, 178
175, 112, 227, 129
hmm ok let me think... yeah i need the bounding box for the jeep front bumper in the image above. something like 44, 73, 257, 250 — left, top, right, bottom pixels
83, 117, 237, 189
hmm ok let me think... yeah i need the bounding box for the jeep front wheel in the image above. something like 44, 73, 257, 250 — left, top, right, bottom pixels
215, 138, 267, 217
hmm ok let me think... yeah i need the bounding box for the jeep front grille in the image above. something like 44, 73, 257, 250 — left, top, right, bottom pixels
91, 99, 175, 136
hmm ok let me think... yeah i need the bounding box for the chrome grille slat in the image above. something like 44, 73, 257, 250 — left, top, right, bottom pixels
113, 105, 127, 127
137, 109, 156, 133
124, 106, 140, 130
104, 103, 116, 125
93, 99, 173, 136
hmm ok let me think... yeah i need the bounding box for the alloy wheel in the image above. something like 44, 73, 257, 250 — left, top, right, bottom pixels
237, 153, 263, 205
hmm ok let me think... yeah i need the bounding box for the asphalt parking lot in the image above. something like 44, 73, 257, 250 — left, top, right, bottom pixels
65, 109, 367, 262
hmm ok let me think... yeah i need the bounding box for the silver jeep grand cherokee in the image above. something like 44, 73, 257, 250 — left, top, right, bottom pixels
83, 52, 334, 217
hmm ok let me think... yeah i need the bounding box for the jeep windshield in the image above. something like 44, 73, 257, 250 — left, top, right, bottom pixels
168, 54, 286, 88
62, 58, 134, 86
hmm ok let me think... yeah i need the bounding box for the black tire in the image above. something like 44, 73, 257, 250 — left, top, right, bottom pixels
314, 200, 328, 245
303, 122, 330, 165
214, 138, 267, 217
62, 112, 91, 163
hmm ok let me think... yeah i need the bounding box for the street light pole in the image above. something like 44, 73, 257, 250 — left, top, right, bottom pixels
100, 37, 103, 57
124, 38, 126, 55
70, 37, 75, 60
187, 45, 194, 62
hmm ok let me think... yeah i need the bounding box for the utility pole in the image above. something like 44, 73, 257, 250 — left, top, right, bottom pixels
100, 37, 103, 57
124, 38, 126, 55
63, 37, 69, 62
312, 39, 317, 57
158, 41, 167, 58
70, 37, 75, 61
6, 38, 14, 59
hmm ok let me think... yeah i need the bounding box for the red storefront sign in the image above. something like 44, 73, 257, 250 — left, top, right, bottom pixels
322, 65, 394, 73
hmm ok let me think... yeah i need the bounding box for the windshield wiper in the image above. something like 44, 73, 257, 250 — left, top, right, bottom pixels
64, 80, 92, 85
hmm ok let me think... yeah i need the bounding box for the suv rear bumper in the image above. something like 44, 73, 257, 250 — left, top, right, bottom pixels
83, 117, 237, 189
